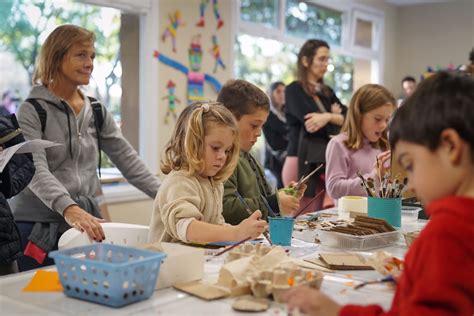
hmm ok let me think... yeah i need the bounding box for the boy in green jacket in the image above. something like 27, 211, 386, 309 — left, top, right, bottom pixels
217, 80, 305, 225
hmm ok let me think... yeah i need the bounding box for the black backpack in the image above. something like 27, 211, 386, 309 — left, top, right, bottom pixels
26, 97, 105, 176
0, 114, 35, 198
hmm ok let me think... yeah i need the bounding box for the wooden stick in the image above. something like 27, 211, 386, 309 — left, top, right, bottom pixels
292, 189, 325, 218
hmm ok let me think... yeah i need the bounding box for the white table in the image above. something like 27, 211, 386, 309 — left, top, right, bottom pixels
0, 215, 426, 315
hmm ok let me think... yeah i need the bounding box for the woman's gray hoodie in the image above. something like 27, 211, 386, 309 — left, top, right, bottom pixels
10, 85, 159, 223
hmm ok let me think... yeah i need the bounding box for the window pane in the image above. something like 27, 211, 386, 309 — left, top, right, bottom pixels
240, 0, 279, 27
355, 18, 373, 49
0, 0, 141, 169
235, 34, 353, 105
285, 0, 342, 47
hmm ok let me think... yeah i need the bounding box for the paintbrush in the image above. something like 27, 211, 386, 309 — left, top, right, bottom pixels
234, 191, 272, 245
292, 189, 326, 218
353, 275, 396, 290
356, 171, 373, 197
296, 163, 324, 190
260, 194, 278, 217
206, 236, 252, 261
283, 164, 324, 196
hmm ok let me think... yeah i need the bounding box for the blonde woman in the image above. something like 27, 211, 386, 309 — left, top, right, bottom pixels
149, 102, 267, 244
11, 25, 159, 271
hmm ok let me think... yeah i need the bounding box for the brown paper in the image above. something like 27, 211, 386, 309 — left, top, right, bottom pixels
307, 253, 373, 270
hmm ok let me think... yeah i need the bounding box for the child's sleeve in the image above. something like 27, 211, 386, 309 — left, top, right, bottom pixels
158, 177, 204, 242
222, 171, 273, 225
325, 138, 366, 200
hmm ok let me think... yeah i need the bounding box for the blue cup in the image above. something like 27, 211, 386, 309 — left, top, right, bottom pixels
268, 217, 295, 246
367, 197, 401, 228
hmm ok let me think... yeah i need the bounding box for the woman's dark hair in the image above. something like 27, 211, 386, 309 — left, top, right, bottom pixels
270, 81, 285, 93
296, 39, 331, 96
390, 71, 474, 158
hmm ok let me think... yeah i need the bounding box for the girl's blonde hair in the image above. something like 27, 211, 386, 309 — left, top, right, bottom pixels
161, 101, 240, 181
33, 24, 95, 86
342, 84, 396, 151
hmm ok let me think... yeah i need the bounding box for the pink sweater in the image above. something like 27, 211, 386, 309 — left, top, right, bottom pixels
325, 133, 381, 201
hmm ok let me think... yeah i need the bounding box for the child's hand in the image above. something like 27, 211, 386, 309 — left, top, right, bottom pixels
282, 181, 307, 198
278, 190, 300, 216
374, 150, 391, 177
236, 210, 268, 240
283, 286, 341, 316
330, 102, 342, 114
304, 112, 332, 133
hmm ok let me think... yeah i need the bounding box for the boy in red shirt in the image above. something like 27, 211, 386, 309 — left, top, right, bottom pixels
284, 71, 474, 316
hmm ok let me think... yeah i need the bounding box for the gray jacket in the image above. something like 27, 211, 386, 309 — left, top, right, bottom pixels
10, 85, 159, 223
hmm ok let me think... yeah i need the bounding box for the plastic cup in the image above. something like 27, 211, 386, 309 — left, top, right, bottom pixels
268, 217, 295, 246
367, 197, 401, 227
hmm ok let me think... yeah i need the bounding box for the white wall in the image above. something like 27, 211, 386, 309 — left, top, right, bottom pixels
395, 1, 474, 94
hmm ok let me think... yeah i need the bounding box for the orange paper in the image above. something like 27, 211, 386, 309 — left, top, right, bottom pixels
22, 270, 63, 292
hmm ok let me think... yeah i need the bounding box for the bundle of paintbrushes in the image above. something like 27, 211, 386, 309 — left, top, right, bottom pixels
357, 170, 408, 198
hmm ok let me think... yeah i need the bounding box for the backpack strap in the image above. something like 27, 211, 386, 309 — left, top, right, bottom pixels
25, 98, 47, 133
88, 96, 105, 177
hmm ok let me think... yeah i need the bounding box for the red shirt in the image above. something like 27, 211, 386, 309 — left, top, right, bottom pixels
340, 196, 474, 316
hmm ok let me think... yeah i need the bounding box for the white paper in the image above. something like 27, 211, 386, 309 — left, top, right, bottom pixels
0, 139, 61, 172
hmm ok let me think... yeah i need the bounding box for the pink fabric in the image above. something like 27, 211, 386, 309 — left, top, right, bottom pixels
325, 133, 380, 202
282, 156, 298, 187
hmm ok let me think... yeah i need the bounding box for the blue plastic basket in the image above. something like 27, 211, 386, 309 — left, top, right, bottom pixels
49, 244, 167, 307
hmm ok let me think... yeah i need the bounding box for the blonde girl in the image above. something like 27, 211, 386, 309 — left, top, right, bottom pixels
325, 84, 396, 202
149, 102, 267, 243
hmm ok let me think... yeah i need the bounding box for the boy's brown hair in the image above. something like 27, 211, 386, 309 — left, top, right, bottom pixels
217, 79, 269, 119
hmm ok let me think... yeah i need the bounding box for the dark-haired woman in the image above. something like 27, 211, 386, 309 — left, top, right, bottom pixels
284, 39, 346, 212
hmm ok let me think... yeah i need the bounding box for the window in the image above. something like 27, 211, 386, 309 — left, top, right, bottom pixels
0, 1, 145, 168
234, 34, 353, 105
285, 0, 343, 47
240, 0, 280, 27
237, 0, 385, 102
1, 0, 159, 202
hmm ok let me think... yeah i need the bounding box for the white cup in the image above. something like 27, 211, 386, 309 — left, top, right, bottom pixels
338, 196, 368, 219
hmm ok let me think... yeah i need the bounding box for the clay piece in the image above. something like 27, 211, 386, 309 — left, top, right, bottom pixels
232, 295, 270, 312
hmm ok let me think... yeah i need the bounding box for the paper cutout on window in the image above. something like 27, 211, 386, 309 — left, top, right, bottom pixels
210, 35, 226, 73
154, 35, 222, 103
196, 0, 224, 30
162, 80, 181, 124
162, 10, 185, 53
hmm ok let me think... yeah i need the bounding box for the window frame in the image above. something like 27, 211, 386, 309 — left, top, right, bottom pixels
236, 0, 385, 84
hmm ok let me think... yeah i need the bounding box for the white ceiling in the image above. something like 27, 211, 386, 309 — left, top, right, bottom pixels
384, 0, 455, 6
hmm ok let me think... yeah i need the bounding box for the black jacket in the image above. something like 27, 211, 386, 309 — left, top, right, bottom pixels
0, 114, 35, 264
0, 192, 22, 264
285, 81, 347, 193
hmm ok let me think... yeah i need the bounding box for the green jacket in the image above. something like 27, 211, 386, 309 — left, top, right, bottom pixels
223, 151, 280, 225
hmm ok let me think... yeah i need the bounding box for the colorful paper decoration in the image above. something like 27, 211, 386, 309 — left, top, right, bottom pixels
210, 35, 226, 73
421, 64, 463, 80
154, 35, 222, 103
162, 80, 181, 124
162, 10, 185, 53
196, 0, 224, 30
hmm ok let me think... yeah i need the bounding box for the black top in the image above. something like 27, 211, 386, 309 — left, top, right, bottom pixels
285, 81, 347, 194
